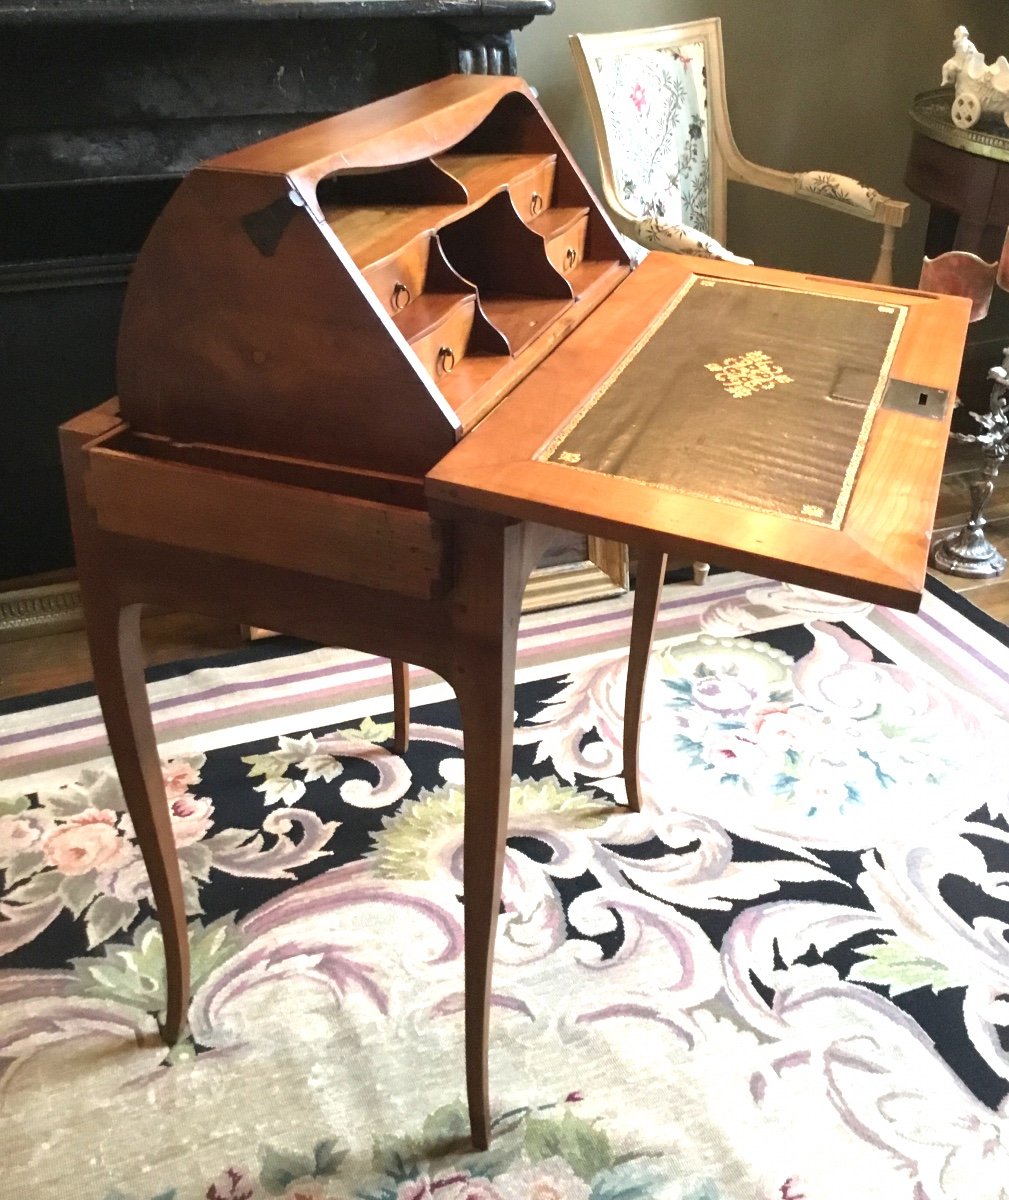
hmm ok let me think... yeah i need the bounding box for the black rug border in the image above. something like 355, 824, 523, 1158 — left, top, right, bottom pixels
1, 574, 1003, 720
924, 572, 1009, 649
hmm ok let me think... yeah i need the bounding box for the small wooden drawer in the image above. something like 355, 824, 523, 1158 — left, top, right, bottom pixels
507, 156, 557, 223
399, 293, 476, 380
82, 432, 449, 600
362, 235, 432, 317
540, 208, 590, 276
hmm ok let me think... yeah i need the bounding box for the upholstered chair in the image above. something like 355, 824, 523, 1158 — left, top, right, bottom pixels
570, 18, 909, 284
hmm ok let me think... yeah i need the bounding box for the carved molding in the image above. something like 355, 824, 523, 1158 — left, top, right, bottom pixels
0, 580, 84, 642
439, 18, 524, 76
0, 254, 134, 294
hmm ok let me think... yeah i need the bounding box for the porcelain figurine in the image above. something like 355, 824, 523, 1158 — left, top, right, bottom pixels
941, 25, 1009, 130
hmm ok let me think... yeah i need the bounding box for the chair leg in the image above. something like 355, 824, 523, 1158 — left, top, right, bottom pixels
692, 561, 710, 586
391, 660, 410, 753
871, 224, 896, 286
83, 596, 191, 1043
624, 546, 667, 813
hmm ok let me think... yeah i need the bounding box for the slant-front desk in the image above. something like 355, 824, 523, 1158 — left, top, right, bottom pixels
60, 75, 970, 1148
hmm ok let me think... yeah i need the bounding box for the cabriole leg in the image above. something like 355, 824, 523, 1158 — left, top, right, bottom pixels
82, 595, 191, 1043
623, 546, 667, 812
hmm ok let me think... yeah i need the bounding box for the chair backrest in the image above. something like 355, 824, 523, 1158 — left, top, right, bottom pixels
570, 19, 736, 245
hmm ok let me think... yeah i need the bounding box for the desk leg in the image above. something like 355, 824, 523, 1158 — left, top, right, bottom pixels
450, 519, 543, 1149
82, 595, 191, 1043
60, 418, 191, 1045
391, 660, 410, 753
623, 546, 667, 813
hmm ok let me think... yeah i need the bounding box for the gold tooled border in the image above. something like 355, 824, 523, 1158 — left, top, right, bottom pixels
537, 274, 908, 530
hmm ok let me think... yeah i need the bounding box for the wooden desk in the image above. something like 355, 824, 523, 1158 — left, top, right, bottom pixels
61, 79, 971, 1152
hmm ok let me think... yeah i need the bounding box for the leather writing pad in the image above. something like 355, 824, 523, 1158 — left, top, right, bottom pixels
540, 276, 906, 527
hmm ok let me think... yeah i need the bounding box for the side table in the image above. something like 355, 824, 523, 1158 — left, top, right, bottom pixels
906, 88, 1009, 260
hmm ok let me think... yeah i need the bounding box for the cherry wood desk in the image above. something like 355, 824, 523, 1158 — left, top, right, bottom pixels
60, 77, 970, 1151
62, 253, 967, 1149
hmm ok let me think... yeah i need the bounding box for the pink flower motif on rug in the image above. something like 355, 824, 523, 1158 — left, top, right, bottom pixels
40, 808, 131, 876
396, 1171, 503, 1199
207, 1165, 256, 1200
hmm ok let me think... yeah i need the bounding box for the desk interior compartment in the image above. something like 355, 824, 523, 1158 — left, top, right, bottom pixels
115, 76, 633, 481
434, 151, 557, 220
391, 235, 510, 380
437, 191, 574, 356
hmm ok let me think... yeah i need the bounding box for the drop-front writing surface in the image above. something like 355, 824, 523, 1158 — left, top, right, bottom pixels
115, 74, 629, 481
427, 252, 971, 611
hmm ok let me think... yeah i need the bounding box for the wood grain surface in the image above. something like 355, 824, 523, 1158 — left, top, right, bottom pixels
427, 253, 971, 611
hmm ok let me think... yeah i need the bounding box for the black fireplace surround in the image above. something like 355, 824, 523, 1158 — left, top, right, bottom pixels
0, 0, 554, 582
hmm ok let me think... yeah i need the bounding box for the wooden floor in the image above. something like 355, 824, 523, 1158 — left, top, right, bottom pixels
1, 440, 1007, 704
0, 610, 248, 703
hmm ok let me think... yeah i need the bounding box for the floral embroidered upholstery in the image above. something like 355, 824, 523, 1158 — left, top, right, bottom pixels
794, 171, 880, 215
588, 44, 741, 261
635, 214, 750, 263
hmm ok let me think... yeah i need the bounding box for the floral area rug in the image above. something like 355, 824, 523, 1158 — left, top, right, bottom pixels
2, 572, 1009, 1200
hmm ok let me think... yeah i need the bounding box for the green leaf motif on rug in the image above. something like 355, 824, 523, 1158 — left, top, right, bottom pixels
524, 1110, 613, 1181
5, 868, 62, 905
59, 869, 98, 917
38, 785, 98, 819
86, 895, 141, 946
369, 1102, 471, 1181
342, 716, 395, 744
589, 1160, 681, 1200
848, 934, 960, 995
0, 794, 30, 817
3, 848, 45, 886
242, 731, 353, 803
370, 778, 608, 881
355, 1097, 691, 1199
259, 1138, 348, 1195
241, 752, 289, 780
179, 840, 213, 882
71, 914, 245, 1013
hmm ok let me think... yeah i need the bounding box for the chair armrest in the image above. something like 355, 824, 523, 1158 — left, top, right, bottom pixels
726, 156, 909, 228
793, 171, 908, 225
633, 216, 753, 265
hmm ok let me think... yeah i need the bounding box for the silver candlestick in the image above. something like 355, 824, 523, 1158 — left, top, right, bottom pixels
931, 346, 1009, 578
